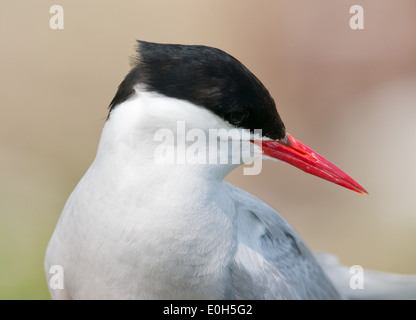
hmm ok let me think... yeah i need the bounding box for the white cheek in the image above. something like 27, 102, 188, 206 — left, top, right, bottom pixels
134, 87, 233, 131
106, 88, 275, 167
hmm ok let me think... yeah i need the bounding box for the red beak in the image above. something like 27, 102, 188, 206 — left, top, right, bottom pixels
254, 134, 368, 194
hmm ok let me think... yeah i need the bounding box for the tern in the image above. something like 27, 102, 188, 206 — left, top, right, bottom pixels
45, 41, 415, 300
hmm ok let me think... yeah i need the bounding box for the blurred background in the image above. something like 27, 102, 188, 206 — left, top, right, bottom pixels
1, 0, 416, 299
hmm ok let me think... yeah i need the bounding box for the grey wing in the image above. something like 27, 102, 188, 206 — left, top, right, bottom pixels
316, 252, 416, 300
226, 183, 341, 300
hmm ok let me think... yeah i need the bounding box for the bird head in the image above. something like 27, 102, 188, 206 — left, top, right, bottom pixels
107, 41, 367, 194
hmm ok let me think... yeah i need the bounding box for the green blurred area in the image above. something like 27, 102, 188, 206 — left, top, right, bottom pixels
1, 1, 416, 299
0, 146, 77, 299
0, 152, 57, 299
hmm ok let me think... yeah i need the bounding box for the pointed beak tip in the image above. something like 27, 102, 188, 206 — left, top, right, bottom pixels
356, 187, 369, 195
258, 134, 368, 196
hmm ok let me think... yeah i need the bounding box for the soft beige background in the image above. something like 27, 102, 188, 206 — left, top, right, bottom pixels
1, 1, 416, 299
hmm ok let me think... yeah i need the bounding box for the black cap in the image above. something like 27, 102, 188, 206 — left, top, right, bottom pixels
109, 41, 286, 140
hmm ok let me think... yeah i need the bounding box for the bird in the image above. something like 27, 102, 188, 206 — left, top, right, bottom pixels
44, 41, 414, 300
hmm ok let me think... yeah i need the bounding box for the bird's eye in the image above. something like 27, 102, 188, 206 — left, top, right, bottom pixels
227, 110, 248, 125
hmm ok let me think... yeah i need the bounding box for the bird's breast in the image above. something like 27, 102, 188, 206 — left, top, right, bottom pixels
47, 163, 238, 299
